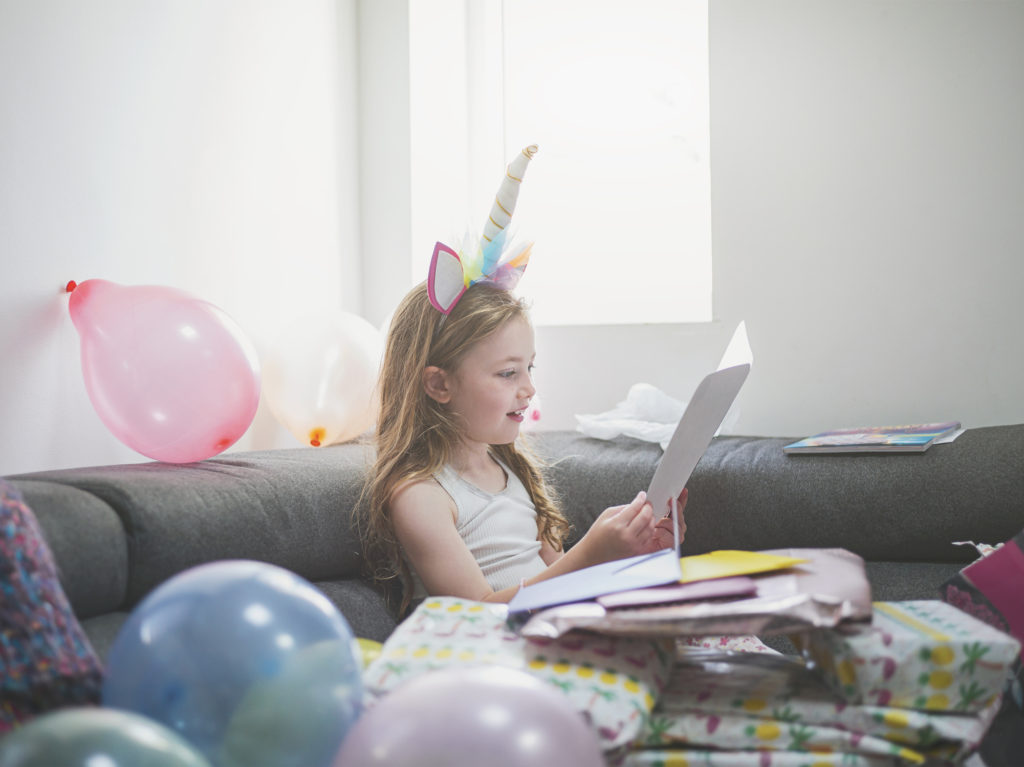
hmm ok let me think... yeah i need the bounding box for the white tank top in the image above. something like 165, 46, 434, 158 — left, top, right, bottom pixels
409, 458, 549, 597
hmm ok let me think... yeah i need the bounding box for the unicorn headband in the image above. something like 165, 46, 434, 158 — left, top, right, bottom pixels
427, 145, 538, 315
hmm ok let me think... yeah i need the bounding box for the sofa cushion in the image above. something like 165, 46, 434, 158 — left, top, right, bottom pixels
78, 612, 131, 664
866, 561, 963, 602
12, 479, 128, 619
78, 579, 398, 665
0, 479, 104, 731
315, 578, 398, 643
8, 444, 373, 608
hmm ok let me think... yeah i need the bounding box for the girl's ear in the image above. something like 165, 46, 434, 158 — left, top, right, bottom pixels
422, 366, 452, 404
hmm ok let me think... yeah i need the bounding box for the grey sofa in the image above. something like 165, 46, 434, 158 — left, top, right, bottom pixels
4, 425, 1023, 661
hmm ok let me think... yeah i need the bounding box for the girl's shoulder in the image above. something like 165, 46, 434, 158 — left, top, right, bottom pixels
390, 475, 457, 524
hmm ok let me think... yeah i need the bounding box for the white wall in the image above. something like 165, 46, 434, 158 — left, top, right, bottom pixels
0, 0, 361, 475
3, 0, 1022, 476
357, 0, 412, 326
533, 0, 1024, 437
710, 0, 1024, 436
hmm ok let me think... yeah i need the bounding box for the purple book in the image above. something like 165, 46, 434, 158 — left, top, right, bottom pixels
596, 575, 758, 609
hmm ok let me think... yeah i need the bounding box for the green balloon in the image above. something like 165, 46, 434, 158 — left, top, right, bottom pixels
218, 638, 363, 767
0, 708, 212, 767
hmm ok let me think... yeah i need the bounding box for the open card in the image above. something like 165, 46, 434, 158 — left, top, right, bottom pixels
645, 362, 749, 518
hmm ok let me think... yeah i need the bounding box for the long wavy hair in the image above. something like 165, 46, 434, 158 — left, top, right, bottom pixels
358, 282, 568, 614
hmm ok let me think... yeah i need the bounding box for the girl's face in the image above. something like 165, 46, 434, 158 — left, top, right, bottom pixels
446, 316, 536, 448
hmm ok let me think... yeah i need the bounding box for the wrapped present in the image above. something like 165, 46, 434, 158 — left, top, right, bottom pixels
941, 530, 1024, 767
361, 597, 674, 752
638, 706, 927, 764
630, 648, 999, 765
800, 601, 1021, 713
622, 749, 907, 766
941, 530, 1024, 644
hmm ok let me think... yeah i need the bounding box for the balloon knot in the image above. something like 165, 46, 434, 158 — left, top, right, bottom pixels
65, 280, 78, 293
310, 439, 322, 447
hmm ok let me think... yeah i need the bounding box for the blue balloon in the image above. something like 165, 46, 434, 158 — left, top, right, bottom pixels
102, 560, 363, 767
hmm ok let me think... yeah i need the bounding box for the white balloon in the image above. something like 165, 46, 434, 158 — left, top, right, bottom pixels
262, 311, 382, 447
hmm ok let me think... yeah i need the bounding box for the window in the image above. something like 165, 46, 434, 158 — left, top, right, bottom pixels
409, 0, 711, 325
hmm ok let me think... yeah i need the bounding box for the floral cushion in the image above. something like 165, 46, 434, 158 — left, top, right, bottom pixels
0, 479, 104, 732
361, 596, 674, 752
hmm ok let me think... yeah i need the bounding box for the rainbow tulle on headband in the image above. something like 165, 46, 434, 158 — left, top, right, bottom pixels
427, 145, 538, 315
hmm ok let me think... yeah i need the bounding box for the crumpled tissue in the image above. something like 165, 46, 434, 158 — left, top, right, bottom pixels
576, 323, 751, 450
576, 383, 738, 450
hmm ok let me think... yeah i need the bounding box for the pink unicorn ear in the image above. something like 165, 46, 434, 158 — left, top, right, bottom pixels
427, 241, 466, 314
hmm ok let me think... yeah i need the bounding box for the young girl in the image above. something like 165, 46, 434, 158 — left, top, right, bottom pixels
360, 146, 682, 612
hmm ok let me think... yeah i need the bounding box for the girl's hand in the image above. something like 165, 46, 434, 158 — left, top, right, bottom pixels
641, 487, 688, 553
579, 491, 658, 565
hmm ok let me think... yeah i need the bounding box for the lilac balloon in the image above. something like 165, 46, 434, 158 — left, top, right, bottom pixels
333, 666, 604, 767
68, 279, 260, 463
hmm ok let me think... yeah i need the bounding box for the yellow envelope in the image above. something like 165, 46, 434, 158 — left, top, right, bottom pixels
679, 550, 807, 583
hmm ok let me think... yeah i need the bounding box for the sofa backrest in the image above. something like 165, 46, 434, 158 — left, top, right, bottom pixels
7, 425, 1022, 624
8, 444, 374, 619
533, 425, 1024, 563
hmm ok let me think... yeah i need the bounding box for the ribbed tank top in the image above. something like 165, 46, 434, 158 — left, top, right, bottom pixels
408, 459, 548, 597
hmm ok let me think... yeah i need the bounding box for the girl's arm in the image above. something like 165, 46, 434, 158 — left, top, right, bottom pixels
538, 538, 563, 566
391, 481, 668, 604
390, 479, 498, 601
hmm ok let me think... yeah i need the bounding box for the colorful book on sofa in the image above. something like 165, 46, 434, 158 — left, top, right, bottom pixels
783, 421, 962, 454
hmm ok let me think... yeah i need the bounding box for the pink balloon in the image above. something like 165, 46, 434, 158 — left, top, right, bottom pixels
68, 279, 261, 463
333, 666, 604, 767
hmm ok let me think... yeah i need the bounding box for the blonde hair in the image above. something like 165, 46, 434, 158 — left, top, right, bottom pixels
358, 282, 568, 613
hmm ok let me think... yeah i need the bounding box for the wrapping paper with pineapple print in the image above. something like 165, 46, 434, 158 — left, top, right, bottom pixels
632, 648, 1000, 765
801, 601, 1020, 713
622, 748, 907, 766
361, 597, 674, 751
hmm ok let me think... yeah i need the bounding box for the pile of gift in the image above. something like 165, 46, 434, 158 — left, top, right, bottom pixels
620, 600, 1020, 767
361, 546, 1022, 767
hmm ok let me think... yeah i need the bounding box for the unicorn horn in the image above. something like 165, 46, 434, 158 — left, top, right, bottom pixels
481, 144, 538, 246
